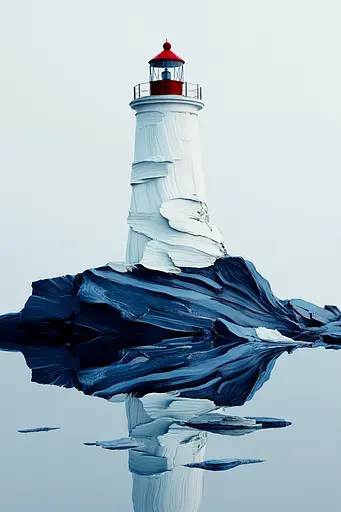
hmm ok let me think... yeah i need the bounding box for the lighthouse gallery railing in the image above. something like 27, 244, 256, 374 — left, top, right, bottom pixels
133, 82, 203, 101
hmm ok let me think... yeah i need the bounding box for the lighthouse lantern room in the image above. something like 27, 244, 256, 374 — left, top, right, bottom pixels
133, 41, 202, 100
149, 41, 184, 96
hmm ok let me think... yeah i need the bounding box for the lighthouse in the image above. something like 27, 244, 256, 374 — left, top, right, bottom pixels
126, 41, 226, 273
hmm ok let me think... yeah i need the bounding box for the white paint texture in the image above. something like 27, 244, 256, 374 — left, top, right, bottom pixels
126, 96, 226, 273
255, 327, 310, 345
126, 394, 208, 512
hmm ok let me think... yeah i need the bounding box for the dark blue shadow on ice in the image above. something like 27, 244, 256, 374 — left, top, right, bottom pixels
0, 256, 340, 406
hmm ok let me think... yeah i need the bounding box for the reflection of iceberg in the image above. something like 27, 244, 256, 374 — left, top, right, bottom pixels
0, 314, 307, 406
84, 438, 142, 450
124, 394, 290, 511
185, 458, 264, 471
184, 413, 291, 435
17, 426, 60, 434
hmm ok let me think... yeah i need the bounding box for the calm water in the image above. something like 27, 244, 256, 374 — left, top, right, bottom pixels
1, 346, 340, 511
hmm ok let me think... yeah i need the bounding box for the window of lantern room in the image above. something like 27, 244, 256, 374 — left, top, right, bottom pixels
149, 62, 184, 82
149, 60, 184, 96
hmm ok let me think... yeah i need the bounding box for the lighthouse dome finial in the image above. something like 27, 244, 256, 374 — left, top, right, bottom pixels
149, 41, 185, 66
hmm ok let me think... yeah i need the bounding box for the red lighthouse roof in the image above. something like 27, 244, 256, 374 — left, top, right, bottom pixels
149, 41, 185, 67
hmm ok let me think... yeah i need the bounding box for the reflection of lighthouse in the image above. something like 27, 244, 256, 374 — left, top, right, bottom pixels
125, 394, 211, 512
126, 41, 225, 273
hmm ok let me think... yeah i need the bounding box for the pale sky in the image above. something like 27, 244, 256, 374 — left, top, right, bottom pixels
0, 1, 341, 510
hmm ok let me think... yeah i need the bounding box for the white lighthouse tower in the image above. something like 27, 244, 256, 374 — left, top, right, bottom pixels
126, 41, 225, 273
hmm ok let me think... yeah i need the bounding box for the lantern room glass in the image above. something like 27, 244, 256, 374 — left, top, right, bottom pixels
149, 62, 184, 82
